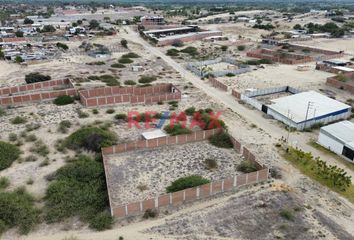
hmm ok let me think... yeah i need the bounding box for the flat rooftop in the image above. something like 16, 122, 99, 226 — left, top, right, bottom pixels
268, 91, 351, 123
157, 31, 222, 41
321, 121, 354, 148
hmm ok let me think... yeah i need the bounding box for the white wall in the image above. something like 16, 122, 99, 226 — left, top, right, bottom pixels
318, 131, 344, 155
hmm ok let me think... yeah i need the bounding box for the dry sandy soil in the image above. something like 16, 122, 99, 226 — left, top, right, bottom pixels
1, 17, 354, 239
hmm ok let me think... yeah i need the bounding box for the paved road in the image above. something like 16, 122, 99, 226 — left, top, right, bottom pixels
122, 27, 354, 178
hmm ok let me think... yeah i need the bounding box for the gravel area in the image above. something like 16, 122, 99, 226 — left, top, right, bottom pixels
105, 141, 243, 206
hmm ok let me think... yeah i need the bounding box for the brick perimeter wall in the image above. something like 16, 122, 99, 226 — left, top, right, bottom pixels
0, 79, 77, 105
209, 77, 228, 91
326, 73, 354, 94
102, 129, 269, 218
231, 89, 241, 99
79, 84, 181, 107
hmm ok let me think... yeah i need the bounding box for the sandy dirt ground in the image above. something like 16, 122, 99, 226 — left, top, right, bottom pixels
1, 17, 354, 239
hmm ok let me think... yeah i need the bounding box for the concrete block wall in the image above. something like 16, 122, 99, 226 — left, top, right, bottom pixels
156, 31, 222, 47
102, 129, 269, 218
79, 84, 181, 107
0, 79, 77, 105
209, 78, 228, 91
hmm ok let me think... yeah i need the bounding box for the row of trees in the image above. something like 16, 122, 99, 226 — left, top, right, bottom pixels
293, 22, 350, 38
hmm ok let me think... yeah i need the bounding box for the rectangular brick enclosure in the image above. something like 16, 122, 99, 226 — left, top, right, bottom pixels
79, 83, 181, 107
326, 72, 354, 94
0, 79, 76, 105
102, 129, 269, 218
247, 45, 343, 65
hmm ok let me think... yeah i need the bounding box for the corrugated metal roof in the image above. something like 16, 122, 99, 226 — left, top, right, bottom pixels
321, 121, 354, 144
268, 91, 351, 123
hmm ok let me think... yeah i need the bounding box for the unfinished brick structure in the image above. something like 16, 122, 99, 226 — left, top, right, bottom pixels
326, 72, 354, 94
0, 79, 76, 105
102, 129, 269, 218
247, 45, 344, 65
209, 77, 228, 91
79, 83, 181, 107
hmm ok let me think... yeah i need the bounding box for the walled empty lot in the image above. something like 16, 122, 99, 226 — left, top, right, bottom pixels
105, 141, 244, 206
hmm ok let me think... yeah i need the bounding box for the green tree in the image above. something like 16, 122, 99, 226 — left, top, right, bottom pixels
121, 39, 128, 48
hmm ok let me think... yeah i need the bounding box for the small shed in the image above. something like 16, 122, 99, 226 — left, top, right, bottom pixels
141, 129, 167, 140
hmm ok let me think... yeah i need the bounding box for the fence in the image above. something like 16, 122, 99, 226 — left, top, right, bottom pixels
246, 45, 344, 65
0, 79, 77, 105
209, 77, 228, 91
186, 57, 251, 78
79, 84, 181, 107
326, 73, 354, 94
102, 129, 269, 218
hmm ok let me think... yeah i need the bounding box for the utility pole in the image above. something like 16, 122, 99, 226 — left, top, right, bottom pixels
304, 101, 314, 129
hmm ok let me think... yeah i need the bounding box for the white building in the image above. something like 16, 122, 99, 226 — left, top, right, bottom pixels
265, 91, 352, 130
318, 121, 354, 162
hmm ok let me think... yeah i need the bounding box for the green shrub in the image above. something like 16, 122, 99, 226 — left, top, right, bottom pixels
209, 132, 233, 148
8, 133, 18, 142
226, 73, 235, 77
44, 156, 109, 227
92, 109, 99, 114
166, 175, 210, 193
118, 58, 133, 64
138, 75, 157, 84
30, 140, 49, 157
64, 127, 116, 152
88, 75, 100, 80
0, 141, 21, 170
58, 120, 72, 133
185, 107, 196, 116
180, 47, 199, 56
99, 75, 120, 86
121, 52, 140, 58
25, 134, 37, 142
237, 160, 258, 173
106, 109, 115, 114
0, 107, 5, 117
205, 159, 218, 170
53, 95, 74, 106
279, 209, 295, 221
124, 80, 136, 85
221, 45, 228, 51
143, 209, 158, 219
237, 45, 246, 51
89, 212, 113, 231
164, 124, 192, 136
0, 177, 10, 189
56, 42, 69, 50
86, 61, 105, 65
201, 113, 226, 130
0, 188, 40, 234
11, 116, 27, 124
115, 113, 127, 120
110, 63, 126, 68
258, 59, 273, 64
166, 48, 179, 56
25, 72, 51, 84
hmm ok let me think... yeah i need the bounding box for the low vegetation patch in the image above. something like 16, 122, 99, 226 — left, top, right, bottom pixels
86, 61, 105, 65
209, 132, 233, 148
25, 72, 51, 84
166, 48, 179, 56
283, 147, 354, 204
11, 116, 27, 124
121, 52, 140, 58
44, 155, 112, 231
53, 95, 74, 106
118, 58, 133, 64
64, 127, 117, 152
0, 141, 21, 170
166, 175, 210, 193
124, 80, 136, 85
164, 124, 192, 136
0, 188, 40, 235
180, 47, 199, 56
237, 160, 258, 173
110, 63, 126, 68
138, 75, 157, 84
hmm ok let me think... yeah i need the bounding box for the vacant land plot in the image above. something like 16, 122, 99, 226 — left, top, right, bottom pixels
104, 141, 243, 206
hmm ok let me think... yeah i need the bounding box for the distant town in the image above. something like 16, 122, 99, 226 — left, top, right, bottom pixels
0, 1, 354, 240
